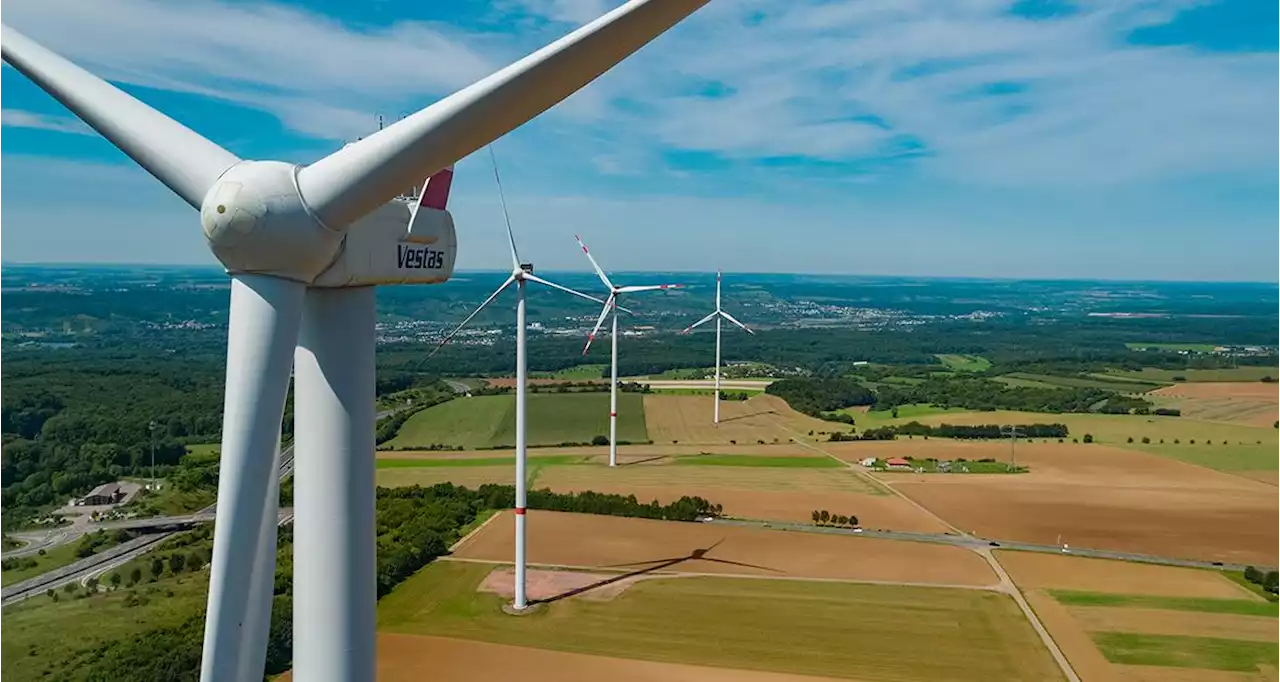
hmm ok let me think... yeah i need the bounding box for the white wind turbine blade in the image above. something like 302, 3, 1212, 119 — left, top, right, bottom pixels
0, 25, 240, 209
618, 283, 682, 293
582, 295, 615, 356
296, 0, 711, 228
427, 275, 516, 359
720, 310, 754, 334
680, 311, 717, 334
574, 235, 614, 290
523, 273, 606, 306
715, 269, 722, 312
489, 146, 521, 270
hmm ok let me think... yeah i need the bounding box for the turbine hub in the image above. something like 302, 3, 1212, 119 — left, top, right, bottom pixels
200, 160, 344, 283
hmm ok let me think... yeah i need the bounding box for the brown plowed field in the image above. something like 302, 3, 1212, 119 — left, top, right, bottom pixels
1152, 381, 1279, 427
374, 633, 854, 682
644, 394, 832, 445
1068, 606, 1278, 642
535, 466, 948, 532
835, 441, 1277, 564
996, 551, 1258, 599
454, 510, 996, 586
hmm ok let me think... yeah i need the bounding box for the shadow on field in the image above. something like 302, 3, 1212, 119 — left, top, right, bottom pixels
530, 539, 782, 605
616, 455, 670, 467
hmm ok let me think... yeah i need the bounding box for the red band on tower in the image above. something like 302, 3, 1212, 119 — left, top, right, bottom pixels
610, 412, 617, 417
514, 507, 526, 515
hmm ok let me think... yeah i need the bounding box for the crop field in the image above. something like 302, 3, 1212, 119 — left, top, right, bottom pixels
387, 393, 647, 450
376, 465, 518, 489
455, 510, 993, 584
530, 364, 609, 380
672, 454, 841, 468
1105, 367, 1280, 383
996, 551, 1264, 599
378, 560, 1059, 681
841, 441, 1278, 564
643, 394, 833, 445
1000, 372, 1165, 393
1150, 381, 1279, 427
532, 459, 952, 531
935, 354, 991, 372
374, 633, 850, 682
1124, 342, 1221, 352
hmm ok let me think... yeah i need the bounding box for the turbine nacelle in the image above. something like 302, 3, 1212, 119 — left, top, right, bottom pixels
200, 160, 343, 282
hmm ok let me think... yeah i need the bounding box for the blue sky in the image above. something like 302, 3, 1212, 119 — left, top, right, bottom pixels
2, 0, 1276, 281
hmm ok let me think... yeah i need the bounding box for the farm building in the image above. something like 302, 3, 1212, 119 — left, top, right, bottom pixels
80, 482, 125, 506
858, 457, 876, 467
884, 457, 912, 470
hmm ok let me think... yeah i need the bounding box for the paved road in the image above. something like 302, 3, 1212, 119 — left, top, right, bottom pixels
710, 518, 1269, 573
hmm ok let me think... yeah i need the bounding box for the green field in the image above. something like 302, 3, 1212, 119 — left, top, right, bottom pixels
1128, 443, 1278, 472
672, 454, 842, 468
387, 393, 648, 450
1000, 372, 1163, 393
377, 455, 586, 469
1091, 632, 1277, 672
880, 458, 1025, 474
936, 354, 991, 372
1124, 342, 1220, 352
531, 364, 608, 380
184, 443, 220, 457
1, 572, 209, 682
1105, 367, 1279, 383
2, 542, 82, 586
842, 403, 969, 426
1049, 590, 1278, 617
379, 561, 1064, 681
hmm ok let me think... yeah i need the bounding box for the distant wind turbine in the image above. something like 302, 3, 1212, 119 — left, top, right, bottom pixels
680, 271, 753, 425
576, 235, 682, 467
428, 148, 606, 611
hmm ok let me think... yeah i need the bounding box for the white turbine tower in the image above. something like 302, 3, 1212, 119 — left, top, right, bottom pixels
427, 148, 609, 612
680, 271, 754, 425
576, 235, 682, 467
0, 2, 710, 679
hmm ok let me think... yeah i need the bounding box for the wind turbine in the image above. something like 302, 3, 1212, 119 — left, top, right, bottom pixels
576, 235, 682, 467
427, 147, 608, 612
680, 271, 753, 425
0, 1, 711, 679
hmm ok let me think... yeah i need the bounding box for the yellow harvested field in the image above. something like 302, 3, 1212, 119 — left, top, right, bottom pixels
996, 551, 1258, 599
1151, 382, 1279, 427
1067, 606, 1278, 642
375, 634, 855, 682
456, 510, 997, 586
375, 466, 514, 489
535, 465, 948, 532
1113, 667, 1276, 682
644, 394, 832, 445
381, 443, 814, 460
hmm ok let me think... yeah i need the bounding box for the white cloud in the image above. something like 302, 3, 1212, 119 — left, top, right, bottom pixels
2, 0, 1275, 191
1, 110, 94, 135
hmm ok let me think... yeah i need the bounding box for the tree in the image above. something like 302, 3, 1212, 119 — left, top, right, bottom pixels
891, 407, 899, 418
849, 515, 859, 527
590, 435, 609, 446
1244, 566, 1263, 584
836, 515, 848, 526
110, 572, 123, 589
1126, 437, 1133, 443
46, 588, 56, 602
819, 510, 830, 524
811, 510, 821, 524
187, 552, 204, 572
86, 576, 99, 592
1082, 434, 1093, 443
1141, 436, 1150, 444
150, 557, 165, 580
169, 553, 186, 574
129, 567, 142, 586
1265, 571, 1278, 594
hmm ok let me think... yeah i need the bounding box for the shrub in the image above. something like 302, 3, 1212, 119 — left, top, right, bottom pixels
1126, 437, 1133, 443
1082, 434, 1094, 443
590, 435, 609, 446
1141, 436, 1150, 444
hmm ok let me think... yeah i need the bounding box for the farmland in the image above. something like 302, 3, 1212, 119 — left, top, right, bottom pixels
454, 510, 994, 585
378, 559, 1061, 681
1150, 381, 1279, 427
995, 553, 1277, 680
1105, 367, 1279, 383
643, 394, 833, 445
935, 354, 991, 372
386, 393, 648, 450
834, 440, 1278, 564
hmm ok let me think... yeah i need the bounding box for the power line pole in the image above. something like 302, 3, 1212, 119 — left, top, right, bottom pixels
1001, 424, 1022, 470
149, 420, 158, 490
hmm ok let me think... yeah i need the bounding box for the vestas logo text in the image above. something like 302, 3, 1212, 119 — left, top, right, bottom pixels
397, 244, 445, 269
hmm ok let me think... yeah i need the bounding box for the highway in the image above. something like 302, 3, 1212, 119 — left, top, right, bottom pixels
710, 518, 1270, 573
